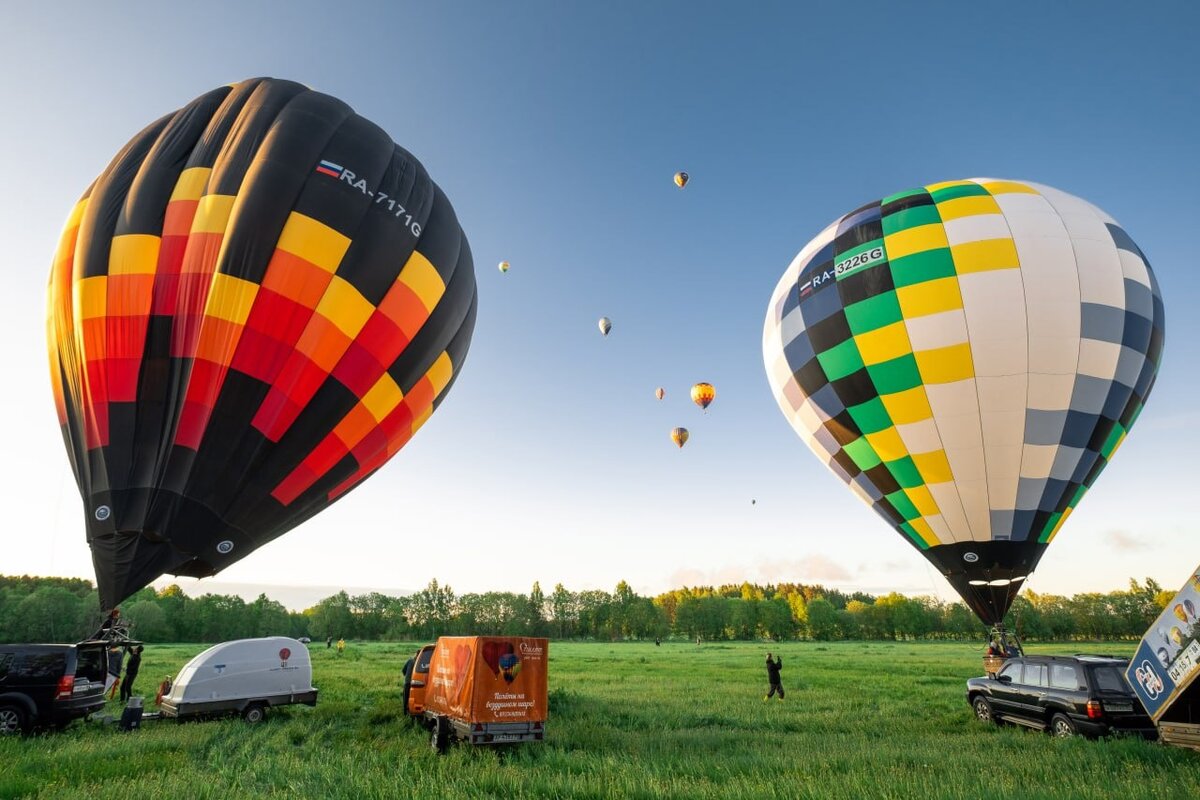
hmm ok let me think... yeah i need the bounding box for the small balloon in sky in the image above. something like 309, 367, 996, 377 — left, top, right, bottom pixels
690, 382, 715, 412
655, 387, 665, 400
598, 317, 612, 337
498, 261, 510, 273
671, 427, 689, 448
674, 171, 689, 189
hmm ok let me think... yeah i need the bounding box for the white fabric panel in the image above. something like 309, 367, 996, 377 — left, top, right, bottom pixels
1013, 233, 1080, 375
1027, 373, 1076, 410
1076, 338, 1121, 381
1020, 443, 1058, 479
944, 214, 1011, 246
1073, 238, 1125, 306
896, 418, 943, 455
928, 482, 971, 541
959, 270, 1028, 377
1033, 184, 1111, 242
905, 309, 969, 351
779, 307, 807, 348
955, 477, 992, 541
994, 192, 1064, 237
1119, 249, 1150, 287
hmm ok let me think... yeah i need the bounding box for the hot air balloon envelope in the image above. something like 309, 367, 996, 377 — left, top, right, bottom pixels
671, 427, 689, 448
674, 172, 689, 189
690, 382, 715, 411
498, 261, 509, 273
47, 78, 478, 609
655, 387, 665, 400
763, 179, 1164, 625
598, 317, 612, 336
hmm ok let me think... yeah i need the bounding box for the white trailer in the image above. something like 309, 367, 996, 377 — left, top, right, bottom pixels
160, 637, 317, 723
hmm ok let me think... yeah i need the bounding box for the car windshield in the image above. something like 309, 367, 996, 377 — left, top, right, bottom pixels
1092, 666, 1129, 694
415, 647, 434, 673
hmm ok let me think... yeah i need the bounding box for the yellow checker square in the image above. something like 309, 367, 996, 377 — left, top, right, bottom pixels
914, 343, 974, 384
950, 238, 1020, 274
883, 224, 948, 261
935, 194, 1001, 220
909, 517, 939, 547
865, 427, 907, 462
911, 449, 954, 483
896, 276, 963, 318
169, 167, 212, 203
204, 273, 258, 325
362, 373, 404, 422
411, 404, 434, 434
191, 195, 236, 234
905, 485, 940, 517
75, 276, 107, 319
399, 252, 446, 312
276, 212, 351, 273
108, 234, 161, 276
427, 351, 454, 395
316, 276, 375, 339
880, 386, 933, 425
65, 198, 88, 230
924, 180, 974, 193
854, 321, 912, 365
979, 180, 1038, 195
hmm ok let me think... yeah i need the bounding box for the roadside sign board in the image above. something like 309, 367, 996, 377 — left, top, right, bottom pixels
1127, 568, 1200, 721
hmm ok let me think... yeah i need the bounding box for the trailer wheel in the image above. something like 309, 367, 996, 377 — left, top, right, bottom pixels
242, 703, 268, 724
430, 716, 450, 754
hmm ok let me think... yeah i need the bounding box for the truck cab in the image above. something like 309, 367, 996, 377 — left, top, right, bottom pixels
402, 644, 435, 716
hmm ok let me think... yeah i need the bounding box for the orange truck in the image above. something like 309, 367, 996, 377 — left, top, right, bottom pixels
402, 636, 548, 752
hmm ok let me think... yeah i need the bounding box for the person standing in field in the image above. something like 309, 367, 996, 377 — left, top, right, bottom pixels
337, 637, 345, 656
764, 653, 784, 701
120, 645, 143, 702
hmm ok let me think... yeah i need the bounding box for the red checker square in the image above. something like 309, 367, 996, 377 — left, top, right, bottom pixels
174, 398, 213, 450
403, 378, 436, 415
183, 358, 226, 409
106, 358, 142, 402
152, 273, 181, 316
162, 200, 198, 237
331, 343, 386, 399
350, 426, 388, 464
261, 250, 333, 309
84, 360, 108, 404
169, 313, 203, 358
107, 275, 155, 317
253, 388, 304, 442
355, 312, 408, 366
181, 232, 223, 275
106, 316, 149, 358
274, 353, 329, 407
272, 463, 320, 506
379, 402, 415, 440
82, 317, 107, 360
245, 290, 312, 344
84, 402, 109, 449
231, 327, 292, 384
303, 434, 350, 478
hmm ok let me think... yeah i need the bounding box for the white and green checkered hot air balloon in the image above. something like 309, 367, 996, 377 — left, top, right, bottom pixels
762, 179, 1164, 625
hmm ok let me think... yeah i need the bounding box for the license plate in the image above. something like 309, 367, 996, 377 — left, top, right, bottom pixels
492, 734, 521, 742
1105, 703, 1132, 712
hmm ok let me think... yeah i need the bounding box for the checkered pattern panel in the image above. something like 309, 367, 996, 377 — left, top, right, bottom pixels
764, 178, 1164, 555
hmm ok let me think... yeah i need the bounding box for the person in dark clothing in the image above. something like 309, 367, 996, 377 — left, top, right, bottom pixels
326, 636, 333, 649
764, 653, 784, 700
120, 645, 143, 702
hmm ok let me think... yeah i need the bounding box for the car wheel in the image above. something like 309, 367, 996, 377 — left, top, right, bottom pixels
972, 696, 999, 725
1050, 713, 1076, 738
242, 704, 268, 724
430, 716, 450, 754
0, 705, 27, 736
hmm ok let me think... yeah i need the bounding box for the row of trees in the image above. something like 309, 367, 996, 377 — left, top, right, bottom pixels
0, 574, 1174, 644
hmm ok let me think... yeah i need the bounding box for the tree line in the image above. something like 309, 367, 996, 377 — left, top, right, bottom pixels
0, 574, 1174, 645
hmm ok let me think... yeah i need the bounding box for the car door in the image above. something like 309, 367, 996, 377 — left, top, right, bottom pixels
990, 660, 1024, 714
1017, 661, 1049, 719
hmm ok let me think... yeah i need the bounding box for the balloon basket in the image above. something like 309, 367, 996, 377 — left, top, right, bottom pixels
982, 655, 1006, 677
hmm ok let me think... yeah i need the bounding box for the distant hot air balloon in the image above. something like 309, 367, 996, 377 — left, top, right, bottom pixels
690, 382, 715, 412
655, 387, 665, 401
498, 261, 510, 273
674, 172, 689, 189
599, 317, 612, 337
1171, 627, 1185, 647
46, 78, 478, 610
671, 427, 689, 448
1175, 604, 1190, 624
763, 178, 1164, 626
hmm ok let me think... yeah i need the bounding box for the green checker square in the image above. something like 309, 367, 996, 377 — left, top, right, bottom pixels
898, 521, 930, 550
881, 187, 925, 206
1100, 423, 1125, 458
929, 183, 990, 203
815, 338, 864, 381
842, 437, 882, 471
889, 248, 957, 288
1038, 511, 1063, 543
845, 291, 903, 335
886, 490, 920, 520
885, 456, 924, 489
882, 203, 942, 235
867, 353, 923, 395
847, 396, 891, 434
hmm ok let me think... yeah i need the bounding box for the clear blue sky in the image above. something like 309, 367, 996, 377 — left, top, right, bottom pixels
2, 2, 1197, 607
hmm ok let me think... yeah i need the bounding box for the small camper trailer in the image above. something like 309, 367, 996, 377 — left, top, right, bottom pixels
160, 637, 317, 723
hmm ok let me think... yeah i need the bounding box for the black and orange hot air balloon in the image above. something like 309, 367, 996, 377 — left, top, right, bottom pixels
46, 79, 477, 609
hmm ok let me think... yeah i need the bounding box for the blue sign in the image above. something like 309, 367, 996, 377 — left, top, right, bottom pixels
1126, 568, 1200, 721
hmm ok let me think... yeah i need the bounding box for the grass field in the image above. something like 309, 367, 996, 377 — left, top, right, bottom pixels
1, 640, 1198, 799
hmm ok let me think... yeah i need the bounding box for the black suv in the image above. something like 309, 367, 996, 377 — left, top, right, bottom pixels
966, 654, 1156, 739
0, 642, 109, 734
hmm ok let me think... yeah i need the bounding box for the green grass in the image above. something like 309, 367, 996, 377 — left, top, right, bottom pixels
1, 641, 1197, 799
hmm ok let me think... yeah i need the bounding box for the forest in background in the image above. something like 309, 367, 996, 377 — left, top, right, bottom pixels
0, 574, 1174, 645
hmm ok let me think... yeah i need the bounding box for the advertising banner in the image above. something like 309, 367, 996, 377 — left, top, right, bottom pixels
1126, 568, 1200, 721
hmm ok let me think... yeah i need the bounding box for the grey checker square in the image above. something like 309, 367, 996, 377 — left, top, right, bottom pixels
1100, 382, 1135, 421
813, 425, 841, 455
809, 382, 846, 419
1060, 410, 1100, 449
1070, 449, 1101, 485
1011, 509, 1038, 541
783, 328, 815, 370
1067, 375, 1111, 415
1123, 278, 1154, 320
1050, 446, 1085, 482
797, 280, 844, 326
1080, 303, 1126, 345
1025, 409, 1067, 446
989, 509, 1015, 540
1113, 344, 1146, 389
853, 471, 884, 501
1038, 478, 1071, 514
1016, 477, 1048, 511
1121, 311, 1153, 353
